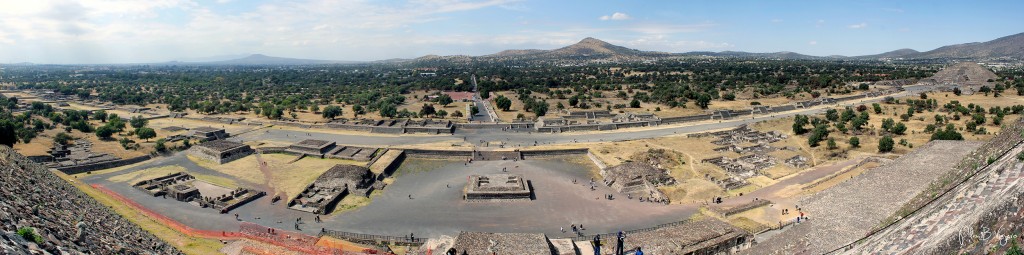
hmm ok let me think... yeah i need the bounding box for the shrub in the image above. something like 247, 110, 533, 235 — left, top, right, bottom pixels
17, 227, 43, 244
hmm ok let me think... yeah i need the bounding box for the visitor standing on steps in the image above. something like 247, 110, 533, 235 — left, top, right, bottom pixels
616, 231, 625, 255
593, 235, 602, 255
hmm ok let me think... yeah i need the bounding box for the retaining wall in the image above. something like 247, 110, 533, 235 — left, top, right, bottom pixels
56, 155, 152, 174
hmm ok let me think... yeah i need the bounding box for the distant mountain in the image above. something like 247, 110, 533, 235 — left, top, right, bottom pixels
161, 54, 360, 66
203, 54, 343, 65
908, 32, 1024, 59
479, 37, 667, 60
681, 50, 829, 60
851, 48, 920, 60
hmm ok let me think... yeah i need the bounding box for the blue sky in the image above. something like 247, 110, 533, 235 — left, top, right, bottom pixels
0, 0, 1021, 63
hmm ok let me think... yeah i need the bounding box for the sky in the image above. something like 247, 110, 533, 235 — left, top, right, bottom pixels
0, 0, 1021, 64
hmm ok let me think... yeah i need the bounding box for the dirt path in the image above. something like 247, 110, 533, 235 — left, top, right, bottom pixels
253, 153, 280, 199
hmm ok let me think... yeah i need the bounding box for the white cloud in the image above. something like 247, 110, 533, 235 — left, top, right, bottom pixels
600, 12, 630, 21
848, 22, 868, 29
815, 19, 825, 28
808, 40, 817, 45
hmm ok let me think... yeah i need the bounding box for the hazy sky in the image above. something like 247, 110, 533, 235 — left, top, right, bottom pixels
1, 0, 1021, 64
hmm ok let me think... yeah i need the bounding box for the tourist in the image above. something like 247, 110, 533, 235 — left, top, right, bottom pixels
408, 194, 413, 199
560, 226, 564, 233
634, 247, 644, 255
593, 235, 602, 255
615, 231, 625, 255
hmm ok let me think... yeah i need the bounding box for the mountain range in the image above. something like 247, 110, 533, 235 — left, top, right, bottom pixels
168, 32, 1024, 65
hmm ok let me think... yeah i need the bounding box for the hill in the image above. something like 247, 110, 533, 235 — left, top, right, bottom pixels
910, 32, 1024, 59
851, 48, 920, 60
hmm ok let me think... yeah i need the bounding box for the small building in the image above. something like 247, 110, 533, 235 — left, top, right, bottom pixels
465, 174, 532, 201
288, 165, 376, 214
190, 126, 229, 141
168, 184, 200, 201
188, 140, 253, 164
287, 139, 337, 157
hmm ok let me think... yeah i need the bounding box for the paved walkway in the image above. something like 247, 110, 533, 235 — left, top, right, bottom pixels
853, 143, 1024, 254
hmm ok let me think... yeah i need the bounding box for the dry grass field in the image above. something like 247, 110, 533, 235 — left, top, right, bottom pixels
189, 153, 364, 198
108, 165, 240, 189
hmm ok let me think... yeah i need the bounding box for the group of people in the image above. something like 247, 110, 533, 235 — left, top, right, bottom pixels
593, 231, 644, 255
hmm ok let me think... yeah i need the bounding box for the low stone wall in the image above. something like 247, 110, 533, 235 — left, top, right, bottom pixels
521, 148, 589, 159
662, 114, 712, 124
55, 155, 152, 174
403, 149, 474, 159
255, 146, 288, 154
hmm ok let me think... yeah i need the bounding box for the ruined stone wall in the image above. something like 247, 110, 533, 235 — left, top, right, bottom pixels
55, 155, 152, 175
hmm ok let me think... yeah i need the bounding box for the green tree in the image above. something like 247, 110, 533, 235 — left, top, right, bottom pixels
495, 95, 513, 111
379, 104, 398, 118
136, 127, 156, 141
792, 115, 809, 135
872, 103, 882, 114
352, 105, 365, 118
878, 136, 895, 152
849, 137, 860, 148
630, 99, 641, 108
92, 110, 108, 122
451, 110, 464, 118
155, 138, 167, 152
827, 138, 837, 150
419, 104, 436, 117
825, 109, 839, 122
532, 100, 550, 117
0, 119, 20, 147
129, 115, 148, 129
436, 109, 448, 118
54, 132, 73, 145
437, 94, 453, 106
696, 93, 712, 109
891, 122, 907, 135
807, 124, 829, 147
931, 124, 964, 141
95, 125, 115, 139
321, 105, 343, 119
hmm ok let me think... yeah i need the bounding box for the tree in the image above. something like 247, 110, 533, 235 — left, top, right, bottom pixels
891, 122, 907, 135
792, 115, 809, 135
379, 104, 398, 118
696, 93, 712, 109
722, 93, 736, 101
436, 109, 448, 118
54, 132, 73, 145
532, 100, 549, 117
437, 94, 453, 107
825, 109, 839, 122
495, 95, 513, 111
807, 124, 829, 147
92, 110, 108, 122
849, 137, 860, 148
451, 110, 464, 118
931, 124, 964, 141
95, 125, 115, 139
352, 105, 365, 118
952, 87, 962, 96
568, 96, 579, 107
129, 116, 148, 129
419, 104, 436, 117
321, 105, 343, 120
827, 138, 838, 150
136, 127, 156, 141
878, 136, 895, 152
470, 106, 480, 116
155, 138, 167, 152
872, 103, 882, 114
629, 99, 641, 108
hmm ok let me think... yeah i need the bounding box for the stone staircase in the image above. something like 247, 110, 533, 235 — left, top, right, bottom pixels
856, 147, 1024, 254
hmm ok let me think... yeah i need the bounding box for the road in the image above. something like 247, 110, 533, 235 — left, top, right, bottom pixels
235, 85, 933, 149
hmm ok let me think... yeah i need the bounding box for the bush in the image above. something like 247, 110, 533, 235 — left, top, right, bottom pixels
849, 137, 860, 148
17, 227, 43, 244
878, 136, 895, 152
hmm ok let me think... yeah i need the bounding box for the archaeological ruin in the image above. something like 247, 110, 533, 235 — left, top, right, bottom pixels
289, 164, 376, 214
463, 174, 533, 201
187, 139, 253, 164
